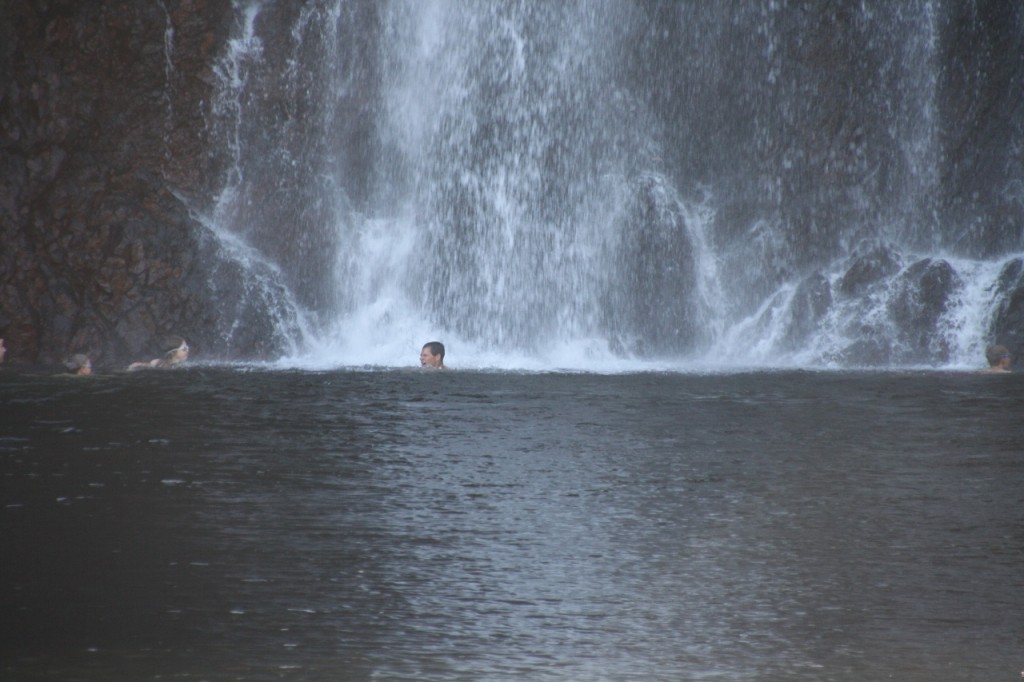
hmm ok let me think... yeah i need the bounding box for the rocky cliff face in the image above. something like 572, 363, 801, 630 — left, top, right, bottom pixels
0, 0, 235, 366
2, 1, 1022, 368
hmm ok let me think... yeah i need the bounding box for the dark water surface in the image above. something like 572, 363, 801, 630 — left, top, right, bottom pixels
2, 367, 1021, 681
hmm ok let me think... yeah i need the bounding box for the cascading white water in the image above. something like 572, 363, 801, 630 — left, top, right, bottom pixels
203, 0, 1023, 370
347, 1, 721, 367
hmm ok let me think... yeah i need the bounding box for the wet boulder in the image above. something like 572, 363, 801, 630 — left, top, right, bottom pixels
780, 271, 832, 351
0, 0, 235, 365
186, 237, 304, 361
989, 257, 1024, 368
836, 336, 893, 367
888, 258, 960, 363
608, 174, 703, 356
837, 243, 903, 297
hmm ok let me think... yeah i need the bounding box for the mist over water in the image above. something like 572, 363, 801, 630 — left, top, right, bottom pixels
199, 1, 1023, 370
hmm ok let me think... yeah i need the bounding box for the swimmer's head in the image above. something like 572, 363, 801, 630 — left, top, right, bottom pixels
161, 336, 190, 365
420, 341, 445, 368
63, 354, 92, 375
986, 344, 1010, 367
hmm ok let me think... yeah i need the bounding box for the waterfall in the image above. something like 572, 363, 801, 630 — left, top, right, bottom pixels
202, 0, 1024, 369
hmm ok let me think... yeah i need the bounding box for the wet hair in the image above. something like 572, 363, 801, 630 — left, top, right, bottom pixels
422, 341, 445, 361
985, 344, 1010, 367
161, 335, 187, 357
63, 354, 91, 373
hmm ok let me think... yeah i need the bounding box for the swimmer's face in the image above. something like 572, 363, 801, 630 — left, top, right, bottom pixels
420, 346, 442, 368
168, 342, 190, 365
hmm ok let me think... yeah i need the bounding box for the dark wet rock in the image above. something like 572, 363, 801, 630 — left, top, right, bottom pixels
0, 1, 1021, 366
888, 258, 961, 363
838, 244, 903, 297
937, 2, 1024, 256
606, 174, 702, 356
0, 0, 238, 366
989, 258, 1024, 368
780, 271, 833, 351
836, 336, 893, 367
832, 257, 962, 367
187, 236, 306, 362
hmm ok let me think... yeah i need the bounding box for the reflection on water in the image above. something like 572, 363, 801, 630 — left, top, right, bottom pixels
1, 368, 1021, 680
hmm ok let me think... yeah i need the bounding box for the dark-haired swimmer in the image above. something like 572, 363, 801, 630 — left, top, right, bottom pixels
420, 341, 445, 369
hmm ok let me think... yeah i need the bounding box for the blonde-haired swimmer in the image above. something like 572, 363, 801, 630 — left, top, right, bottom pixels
63, 354, 92, 376
128, 336, 190, 371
